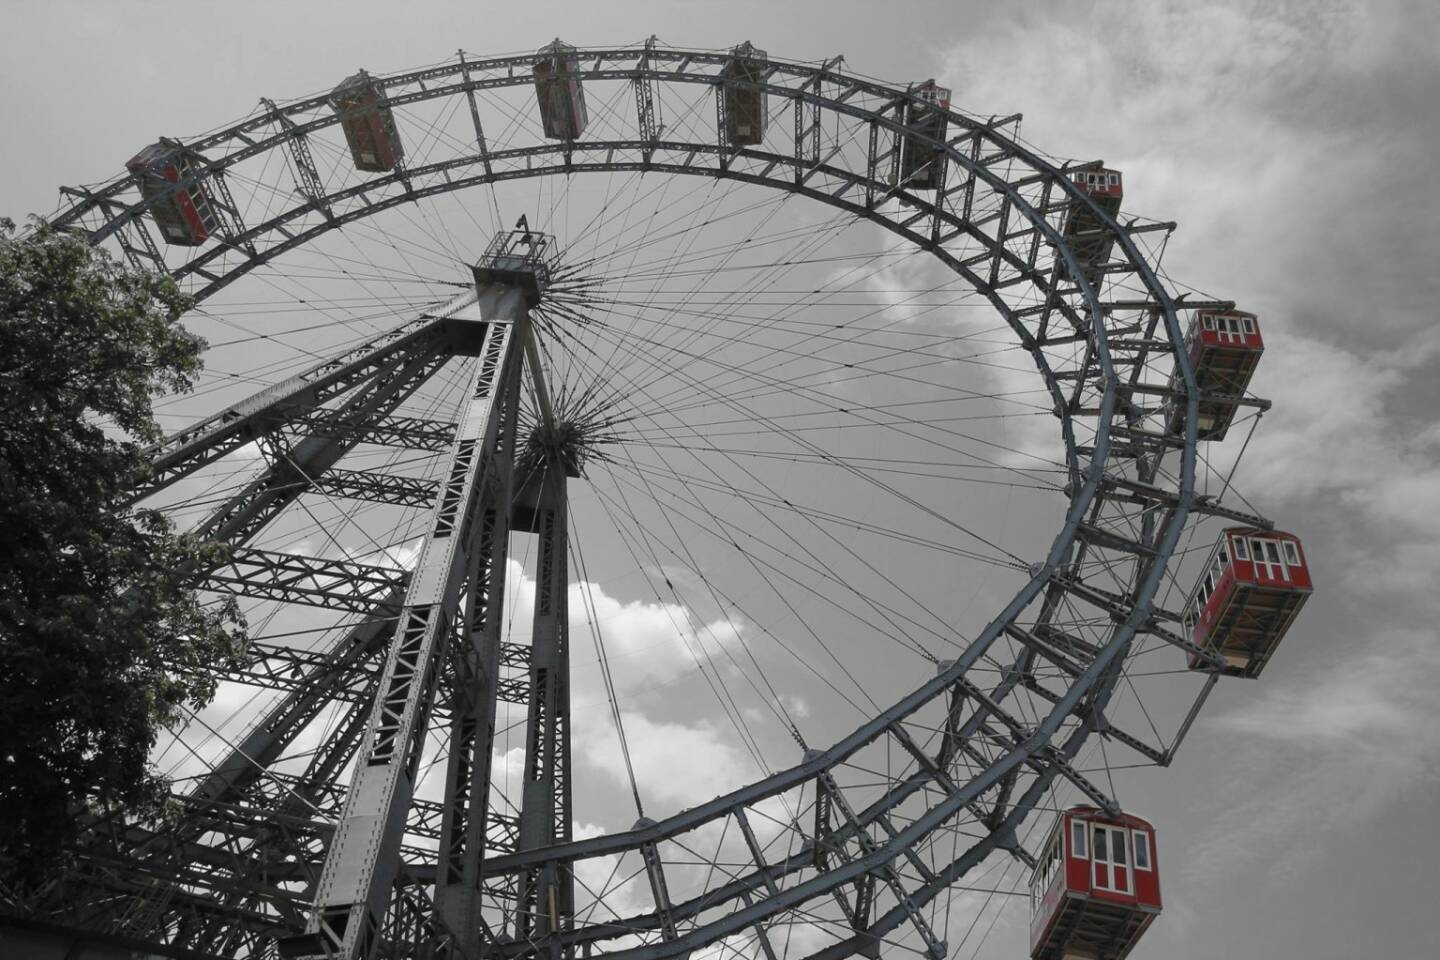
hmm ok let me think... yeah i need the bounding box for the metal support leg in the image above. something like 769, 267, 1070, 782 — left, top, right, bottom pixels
295, 286, 526, 960
435, 349, 522, 956
513, 463, 573, 949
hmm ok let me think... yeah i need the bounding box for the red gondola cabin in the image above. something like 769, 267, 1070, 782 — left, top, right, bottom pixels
893, 80, 950, 189
329, 70, 404, 172
1058, 168, 1123, 287
1030, 807, 1161, 960
1183, 527, 1311, 678
1165, 310, 1263, 442
534, 40, 588, 141
126, 140, 220, 246
721, 42, 769, 147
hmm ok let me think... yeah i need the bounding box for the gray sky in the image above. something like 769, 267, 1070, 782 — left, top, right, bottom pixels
3, 2, 1437, 959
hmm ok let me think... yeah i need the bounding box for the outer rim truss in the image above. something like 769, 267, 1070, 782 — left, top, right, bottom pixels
16, 42, 1254, 960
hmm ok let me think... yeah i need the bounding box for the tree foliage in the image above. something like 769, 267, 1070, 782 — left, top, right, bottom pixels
0, 218, 246, 886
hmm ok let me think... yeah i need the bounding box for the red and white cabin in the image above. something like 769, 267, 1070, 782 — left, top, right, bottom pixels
1030, 807, 1161, 960
1070, 167, 1123, 205
895, 80, 951, 189
1058, 168, 1123, 285
534, 39, 588, 141
126, 140, 220, 246
1183, 527, 1311, 678
1166, 310, 1264, 441
720, 42, 769, 147
329, 70, 404, 173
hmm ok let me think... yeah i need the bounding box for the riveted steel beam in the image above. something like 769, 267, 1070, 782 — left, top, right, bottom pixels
297, 288, 524, 960
203, 548, 409, 614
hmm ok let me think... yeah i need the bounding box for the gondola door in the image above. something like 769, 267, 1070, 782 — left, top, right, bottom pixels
1252, 536, 1291, 585
1216, 313, 1245, 346
1092, 824, 1132, 895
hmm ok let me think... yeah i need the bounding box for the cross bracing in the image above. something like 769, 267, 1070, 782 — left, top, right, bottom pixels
3, 41, 1288, 960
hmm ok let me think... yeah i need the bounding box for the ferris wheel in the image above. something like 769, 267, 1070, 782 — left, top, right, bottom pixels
10, 39, 1312, 960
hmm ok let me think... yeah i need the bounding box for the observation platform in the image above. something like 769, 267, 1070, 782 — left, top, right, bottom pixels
472, 220, 557, 307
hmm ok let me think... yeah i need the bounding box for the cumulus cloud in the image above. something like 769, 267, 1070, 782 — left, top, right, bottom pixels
1198, 257, 1440, 597
490, 557, 771, 823
924, 2, 1439, 955
1191, 623, 1440, 884
502, 558, 745, 695
575, 709, 758, 811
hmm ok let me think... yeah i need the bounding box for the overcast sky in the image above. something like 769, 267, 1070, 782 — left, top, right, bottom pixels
2, 2, 1437, 959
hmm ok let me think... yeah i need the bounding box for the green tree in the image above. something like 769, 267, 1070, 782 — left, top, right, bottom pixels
0, 218, 246, 886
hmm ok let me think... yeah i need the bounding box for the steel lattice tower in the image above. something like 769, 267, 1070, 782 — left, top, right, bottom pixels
277, 229, 580, 959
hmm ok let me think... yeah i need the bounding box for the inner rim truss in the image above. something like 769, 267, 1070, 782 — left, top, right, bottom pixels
10, 42, 1274, 960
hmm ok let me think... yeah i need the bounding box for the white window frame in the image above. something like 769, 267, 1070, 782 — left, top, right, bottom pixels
1254, 538, 1291, 582
1242, 316, 1256, 334
1091, 825, 1133, 894
1202, 314, 1214, 331
1283, 541, 1301, 566
1072, 820, 1087, 859
1133, 830, 1151, 871
1233, 537, 1249, 561
1032, 821, 1069, 916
